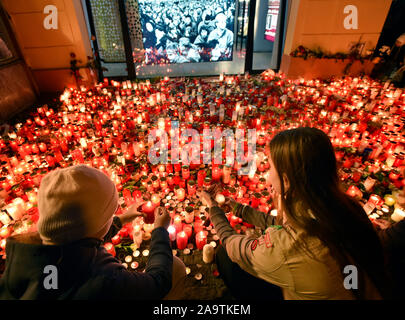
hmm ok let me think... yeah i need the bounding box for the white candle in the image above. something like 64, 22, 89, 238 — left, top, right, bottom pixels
391, 207, 405, 222
202, 244, 215, 263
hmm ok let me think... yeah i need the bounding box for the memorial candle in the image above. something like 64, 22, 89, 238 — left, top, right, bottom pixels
183, 224, 193, 238
168, 225, 177, 242
142, 201, 155, 223
187, 180, 196, 196
195, 231, 207, 250
176, 231, 188, 250
197, 170, 206, 187
175, 187, 186, 202
212, 166, 222, 181
173, 214, 183, 233
182, 165, 190, 180
184, 206, 195, 223
391, 207, 405, 222
202, 244, 215, 263
151, 194, 161, 206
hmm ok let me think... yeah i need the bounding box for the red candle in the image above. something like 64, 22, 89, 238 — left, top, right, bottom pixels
187, 180, 197, 196
111, 235, 121, 245
182, 165, 190, 180
197, 170, 206, 187
369, 194, 382, 206
195, 231, 207, 250
123, 189, 133, 207
104, 242, 116, 257
194, 220, 204, 233
212, 166, 222, 181
176, 231, 188, 250
38, 143, 47, 153
389, 171, 400, 181
183, 224, 193, 238
251, 193, 261, 208
346, 185, 361, 198
230, 215, 239, 228
142, 201, 155, 224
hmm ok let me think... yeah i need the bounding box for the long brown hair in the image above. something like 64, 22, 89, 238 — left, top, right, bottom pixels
269, 127, 390, 299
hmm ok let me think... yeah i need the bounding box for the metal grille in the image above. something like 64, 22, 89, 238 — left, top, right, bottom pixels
89, 0, 126, 62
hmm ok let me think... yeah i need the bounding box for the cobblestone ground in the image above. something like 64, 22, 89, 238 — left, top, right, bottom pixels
115, 236, 233, 300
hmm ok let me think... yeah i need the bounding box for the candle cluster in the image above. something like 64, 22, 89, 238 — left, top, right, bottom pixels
0, 71, 404, 263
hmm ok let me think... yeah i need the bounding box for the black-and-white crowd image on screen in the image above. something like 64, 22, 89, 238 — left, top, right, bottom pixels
138, 0, 236, 65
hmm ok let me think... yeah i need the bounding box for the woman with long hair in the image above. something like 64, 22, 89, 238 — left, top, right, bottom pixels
198, 127, 390, 300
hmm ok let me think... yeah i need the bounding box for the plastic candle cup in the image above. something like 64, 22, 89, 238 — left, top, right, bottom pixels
194, 220, 204, 233
202, 244, 215, 263
384, 195, 396, 206
184, 207, 195, 223
173, 215, 183, 233
151, 194, 161, 206
391, 207, 405, 222
187, 180, 196, 196
176, 231, 188, 250
215, 194, 226, 205
168, 225, 177, 242
195, 231, 207, 250
175, 187, 186, 202
183, 224, 193, 238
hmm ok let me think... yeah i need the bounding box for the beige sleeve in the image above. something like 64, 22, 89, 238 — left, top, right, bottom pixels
233, 203, 275, 229
210, 206, 293, 289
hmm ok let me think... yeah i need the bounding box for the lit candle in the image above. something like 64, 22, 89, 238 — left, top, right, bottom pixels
168, 225, 176, 241
183, 224, 193, 238
384, 195, 396, 207
391, 207, 405, 222
215, 193, 225, 205
187, 180, 196, 196
104, 242, 116, 257
175, 187, 186, 202
176, 231, 188, 250
151, 194, 161, 206
212, 166, 222, 181
195, 231, 207, 250
142, 201, 155, 224
184, 206, 195, 224
173, 214, 183, 233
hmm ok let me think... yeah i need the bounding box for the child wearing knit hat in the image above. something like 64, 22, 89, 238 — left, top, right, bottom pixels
0, 165, 185, 299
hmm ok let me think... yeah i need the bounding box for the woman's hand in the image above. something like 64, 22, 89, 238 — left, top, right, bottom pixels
118, 201, 147, 225
223, 196, 237, 209
197, 190, 218, 208
154, 207, 171, 230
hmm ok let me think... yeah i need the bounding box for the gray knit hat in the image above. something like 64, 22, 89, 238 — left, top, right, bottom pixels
37, 165, 118, 245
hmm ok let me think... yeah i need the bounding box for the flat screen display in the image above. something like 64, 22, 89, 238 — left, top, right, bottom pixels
264, 0, 280, 42
138, 0, 236, 64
